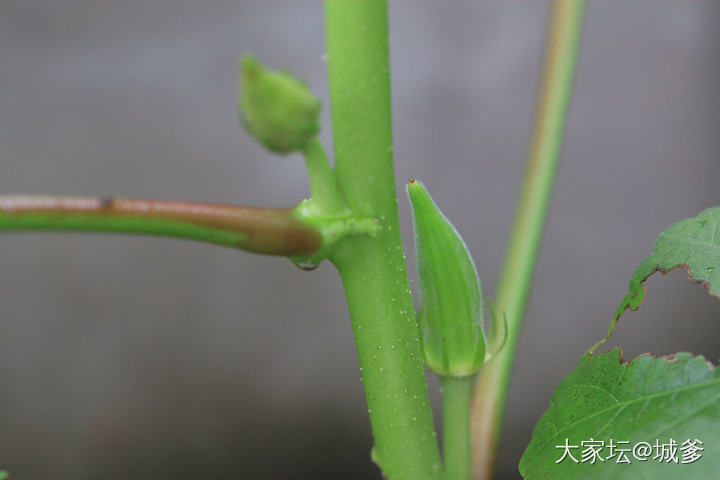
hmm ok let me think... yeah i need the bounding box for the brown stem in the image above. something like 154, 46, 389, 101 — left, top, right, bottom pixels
0, 195, 322, 256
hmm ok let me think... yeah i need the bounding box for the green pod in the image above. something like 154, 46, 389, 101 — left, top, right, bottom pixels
407, 178, 486, 377
238, 55, 322, 154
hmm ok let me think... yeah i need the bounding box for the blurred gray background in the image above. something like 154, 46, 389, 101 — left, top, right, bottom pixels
1, 1, 720, 478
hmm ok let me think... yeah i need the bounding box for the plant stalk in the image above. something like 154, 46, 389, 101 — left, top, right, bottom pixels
303, 138, 348, 216
324, 1, 442, 479
442, 375, 474, 480
470, 1, 585, 478
0, 195, 322, 255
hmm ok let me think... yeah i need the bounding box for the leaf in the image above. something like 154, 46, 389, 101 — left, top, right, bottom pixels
520, 349, 720, 479
522, 208, 720, 478
611, 206, 720, 335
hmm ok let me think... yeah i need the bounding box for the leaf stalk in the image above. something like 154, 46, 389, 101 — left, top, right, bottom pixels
0, 195, 322, 255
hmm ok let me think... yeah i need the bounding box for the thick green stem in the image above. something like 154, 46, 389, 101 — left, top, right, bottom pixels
0, 195, 321, 255
441, 375, 474, 480
470, 1, 585, 478
324, 1, 442, 479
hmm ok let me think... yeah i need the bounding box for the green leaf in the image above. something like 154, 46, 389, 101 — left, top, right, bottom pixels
0, 471, 9, 480
611, 206, 720, 335
520, 349, 720, 479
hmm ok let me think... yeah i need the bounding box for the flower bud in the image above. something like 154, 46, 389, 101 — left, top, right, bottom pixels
238, 55, 322, 154
407, 178, 486, 376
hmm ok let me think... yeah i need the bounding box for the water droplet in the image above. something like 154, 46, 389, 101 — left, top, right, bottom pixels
377, 345, 382, 350
380, 367, 384, 372
290, 258, 321, 271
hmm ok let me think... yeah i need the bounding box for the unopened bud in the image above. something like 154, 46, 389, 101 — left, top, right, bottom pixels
407, 178, 486, 377
238, 55, 321, 154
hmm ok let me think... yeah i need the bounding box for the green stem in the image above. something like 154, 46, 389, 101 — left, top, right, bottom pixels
324, 1, 442, 479
470, 1, 585, 478
302, 138, 348, 216
441, 375, 474, 480
0, 195, 322, 255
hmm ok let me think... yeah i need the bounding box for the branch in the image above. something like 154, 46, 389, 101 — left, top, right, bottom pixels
0, 195, 322, 256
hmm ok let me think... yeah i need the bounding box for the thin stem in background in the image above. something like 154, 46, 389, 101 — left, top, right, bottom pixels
0, 195, 322, 255
470, 1, 586, 478
324, 1, 443, 478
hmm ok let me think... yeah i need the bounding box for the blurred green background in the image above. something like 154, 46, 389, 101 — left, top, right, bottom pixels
1, 1, 720, 478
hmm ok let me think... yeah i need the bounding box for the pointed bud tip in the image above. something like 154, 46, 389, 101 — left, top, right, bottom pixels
406, 177, 426, 196
241, 55, 260, 77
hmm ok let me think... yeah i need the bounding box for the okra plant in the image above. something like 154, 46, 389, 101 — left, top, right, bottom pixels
2, 1, 719, 479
